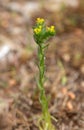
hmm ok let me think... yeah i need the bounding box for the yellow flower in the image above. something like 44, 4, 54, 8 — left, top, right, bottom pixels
36, 18, 44, 24
34, 27, 41, 34
47, 26, 55, 33
34, 25, 43, 34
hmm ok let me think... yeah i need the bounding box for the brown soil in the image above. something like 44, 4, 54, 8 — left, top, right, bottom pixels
0, 0, 84, 130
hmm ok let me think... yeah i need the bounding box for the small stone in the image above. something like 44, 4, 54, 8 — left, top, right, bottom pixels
68, 92, 76, 100
80, 64, 84, 74
81, 81, 84, 88
8, 79, 16, 87
67, 101, 73, 110
62, 53, 70, 62
62, 87, 68, 95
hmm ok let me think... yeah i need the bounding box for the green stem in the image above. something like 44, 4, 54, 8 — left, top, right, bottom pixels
38, 44, 51, 122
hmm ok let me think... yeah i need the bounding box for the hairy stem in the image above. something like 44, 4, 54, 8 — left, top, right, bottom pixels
38, 44, 51, 125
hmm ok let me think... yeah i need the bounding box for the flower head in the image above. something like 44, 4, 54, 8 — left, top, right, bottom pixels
34, 25, 42, 34
47, 26, 55, 34
36, 18, 44, 24
34, 28, 41, 34
33, 18, 56, 44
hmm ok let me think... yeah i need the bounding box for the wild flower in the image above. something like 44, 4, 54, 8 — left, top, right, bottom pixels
33, 18, 56, 130
33, 18, 55, 44
36, 18, 44, 24
34, 25, 42, 34
47, 26, 55, 34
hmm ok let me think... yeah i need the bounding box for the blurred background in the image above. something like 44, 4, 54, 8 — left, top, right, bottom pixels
0, 0, 84, 130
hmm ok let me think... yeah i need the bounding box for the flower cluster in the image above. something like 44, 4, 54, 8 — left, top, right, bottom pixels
47, 26, 55, 34
36, 18, 44, 24
33, 18, 55, 44
34, 25, 42, 34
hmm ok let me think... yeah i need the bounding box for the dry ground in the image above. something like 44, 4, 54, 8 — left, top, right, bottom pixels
0, 0, 84, 130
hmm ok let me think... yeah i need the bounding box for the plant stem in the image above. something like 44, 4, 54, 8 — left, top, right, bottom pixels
38, 44, 52, 128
